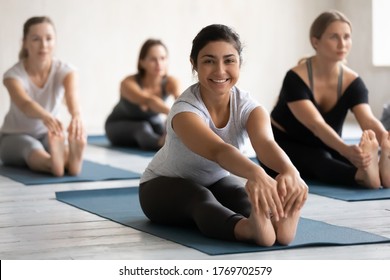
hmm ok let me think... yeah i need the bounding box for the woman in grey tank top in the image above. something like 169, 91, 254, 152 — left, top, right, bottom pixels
105, 39, 181, 150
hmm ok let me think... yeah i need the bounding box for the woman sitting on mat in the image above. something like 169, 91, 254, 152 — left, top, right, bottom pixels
105, 39, 181, 150
267, 10, 390, 188
0, 16, 86, 177
139, 24, 308, 246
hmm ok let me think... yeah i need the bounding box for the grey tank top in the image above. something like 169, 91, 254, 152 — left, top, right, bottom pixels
306, 57, 343, 99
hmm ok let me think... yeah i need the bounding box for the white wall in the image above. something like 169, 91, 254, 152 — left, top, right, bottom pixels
5, 0, 384, 135
338, 0, 390, 122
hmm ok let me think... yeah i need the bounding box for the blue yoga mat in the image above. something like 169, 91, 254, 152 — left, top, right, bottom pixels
55, 186, 390, 255
87, 135, 156, 157
308, 181, 390, 201
343, 137, 360, 145
0, 160, 141, 185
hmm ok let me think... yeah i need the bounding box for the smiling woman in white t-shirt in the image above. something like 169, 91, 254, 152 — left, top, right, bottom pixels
0, 16, 86, 177
139, 24, 308, 247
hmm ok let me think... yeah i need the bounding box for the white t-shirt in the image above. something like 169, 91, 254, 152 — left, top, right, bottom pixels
1, 58, 75, 137
140, 83, 260, 186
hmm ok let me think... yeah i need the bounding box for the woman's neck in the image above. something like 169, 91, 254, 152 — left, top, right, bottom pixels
199, 85, 230, 114
311, 55, 340, 78
142, 73, 163, 87
23, 57, 53, 88
24, 57, 52, 76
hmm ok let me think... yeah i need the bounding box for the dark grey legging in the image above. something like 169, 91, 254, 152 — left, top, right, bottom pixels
105, 116, 164, 150
139, 176, 251, 241
260, 125, 357, 186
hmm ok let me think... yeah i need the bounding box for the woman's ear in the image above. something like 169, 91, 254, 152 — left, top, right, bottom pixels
190, 58, 197, 72
311, 37, 319, 50
139, 59, 146, 70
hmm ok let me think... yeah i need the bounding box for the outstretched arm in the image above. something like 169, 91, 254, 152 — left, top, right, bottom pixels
3, 78, 63, 134
63, 72, 85, 139
172, 111, 285, 221
353, 103, 388, 142
288, 99, 370, 168
247, 107, 308, 216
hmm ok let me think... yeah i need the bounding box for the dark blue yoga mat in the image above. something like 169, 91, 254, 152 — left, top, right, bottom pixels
308, 181, 390, 201
87, 135, 156, 157
55, 186, 390, 255
0, 160, 141, 185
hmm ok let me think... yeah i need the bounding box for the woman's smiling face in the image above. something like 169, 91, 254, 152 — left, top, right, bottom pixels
194, 40, 240, 97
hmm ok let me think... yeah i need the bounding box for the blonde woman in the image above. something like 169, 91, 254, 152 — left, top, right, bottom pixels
268, 10, 390, 188
0, 16, 86, 177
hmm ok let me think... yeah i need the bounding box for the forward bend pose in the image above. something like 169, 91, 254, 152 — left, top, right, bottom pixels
139, 24, 308, 246
0, 16, 86, 177
268, 10, 390, 188
105, 39, 180, 150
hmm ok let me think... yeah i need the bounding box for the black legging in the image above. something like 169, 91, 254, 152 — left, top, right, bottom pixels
139, 176, 251, 241
260, 125, 357, 186
105, 115, 164, 150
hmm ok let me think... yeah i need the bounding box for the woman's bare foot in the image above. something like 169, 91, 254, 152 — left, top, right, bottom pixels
355, 130, 381, 189
48, 131, 66, 177
234, 207, 276, 247
272, 211, 300, 245
67, 132, 86, 176
379, 131, 390, 188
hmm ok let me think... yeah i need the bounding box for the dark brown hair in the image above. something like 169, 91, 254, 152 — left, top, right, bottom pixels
190, 24, 243, 72
137, 39, 168, 77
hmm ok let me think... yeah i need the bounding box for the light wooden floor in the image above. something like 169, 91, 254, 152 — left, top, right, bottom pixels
1, 125, 390, 260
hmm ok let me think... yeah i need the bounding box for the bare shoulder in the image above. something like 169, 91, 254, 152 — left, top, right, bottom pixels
291, 62, 307, 77
120, 74, 138, 89
165, 75, 181, 96
120, 74, 141, 98
341, 64, 359, 85
166, 75, 180, 87
121, 74, 137, 85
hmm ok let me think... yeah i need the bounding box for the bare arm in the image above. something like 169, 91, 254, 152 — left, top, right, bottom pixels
3, 78, 63, 134
120, 76, 170, 114
353, 103, 387, 142
288, 99, 369, 168
165, 76, 181, 99
172, 111, 284, 220
247, 107, 308, 216
63, 72, 85, 139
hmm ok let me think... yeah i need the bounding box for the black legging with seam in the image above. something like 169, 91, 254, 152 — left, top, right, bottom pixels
259, 125, 357, 186
139, 175, 251, 241
105, 114, 164, 150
